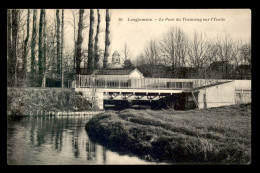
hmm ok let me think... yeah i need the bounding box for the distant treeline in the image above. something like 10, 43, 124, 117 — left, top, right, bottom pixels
133, 26, 251, 80
136, 63, 250, 79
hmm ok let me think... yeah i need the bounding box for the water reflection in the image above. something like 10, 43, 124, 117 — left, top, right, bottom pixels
7, 116, 163, 165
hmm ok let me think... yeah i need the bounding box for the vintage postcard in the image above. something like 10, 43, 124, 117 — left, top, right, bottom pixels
7, 9, 251, 165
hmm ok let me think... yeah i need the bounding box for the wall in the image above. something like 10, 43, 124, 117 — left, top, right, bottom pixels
234, 80, 251, 104
197, 81, 236, 109
129, 70, 144, 78
234, 80, 251, 89
235, 90, 251, 104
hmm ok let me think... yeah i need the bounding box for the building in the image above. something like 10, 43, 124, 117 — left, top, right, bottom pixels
191, 81, 236, 109
92, 68, 144, 78
71, 68, 144, 88
185, 80, 251, 109
106, 50, 123, 69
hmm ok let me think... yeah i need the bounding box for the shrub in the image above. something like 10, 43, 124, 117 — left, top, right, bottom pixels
7, 87, 94, 116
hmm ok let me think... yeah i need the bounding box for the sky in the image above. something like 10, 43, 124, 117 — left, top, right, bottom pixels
45, 9, 251, 63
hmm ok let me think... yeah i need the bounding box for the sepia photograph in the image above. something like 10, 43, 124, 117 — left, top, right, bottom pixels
6, 8, 251, 165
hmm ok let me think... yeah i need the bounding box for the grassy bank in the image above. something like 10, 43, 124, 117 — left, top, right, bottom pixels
7, 87, 95, 117
86, 104, 251, 164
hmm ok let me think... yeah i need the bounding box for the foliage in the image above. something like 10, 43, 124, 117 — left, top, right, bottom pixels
86, 104, 251, 164
123, 59, 135, 69
7, 87, 93, 116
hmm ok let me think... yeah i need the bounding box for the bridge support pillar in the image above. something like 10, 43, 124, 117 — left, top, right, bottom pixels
74, 88, 104, 110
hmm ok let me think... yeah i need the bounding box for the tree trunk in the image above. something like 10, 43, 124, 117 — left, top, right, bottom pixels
42, 10, 47, 88
94, 9, 100, 69
56, 9, 61, 75
14, 10, 21, 87
61, 9, 64, 88
31, 9, 37, 85
87, 9, 95, 74
72, 11, 77, 69
75, 9, 84, 74
103, 9, 111, 69
38, 9, 44, 86
10, 9, 19, 87
21, 9, 30, 83
7, 10, 12, 86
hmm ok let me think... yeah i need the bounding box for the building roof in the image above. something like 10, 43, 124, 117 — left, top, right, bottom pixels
192, 81, 232, 91
106, 62, 123, 69
112, 50, 120, 56
92, 68, 136, 75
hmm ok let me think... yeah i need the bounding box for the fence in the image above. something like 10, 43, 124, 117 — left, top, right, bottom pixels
76, 75, 231, 90
235, 87, 251, 104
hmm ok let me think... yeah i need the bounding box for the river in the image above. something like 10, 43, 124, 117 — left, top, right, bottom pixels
7, 115, 166, 165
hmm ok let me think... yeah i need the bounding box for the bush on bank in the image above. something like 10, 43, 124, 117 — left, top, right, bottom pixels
7, 87, 94, 117
86, 104, 251, 164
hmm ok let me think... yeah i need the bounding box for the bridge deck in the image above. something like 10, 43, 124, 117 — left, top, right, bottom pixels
75, 87, 185, 94
76, 75, 231, 91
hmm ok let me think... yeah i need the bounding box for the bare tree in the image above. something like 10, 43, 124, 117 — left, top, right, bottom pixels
21, 9, 30, 81
14, 10, 22, 86
31, 9, 37, 84
94, 9, 101, 69
240, 42, 251, 65
38, 9, 44, 86
122, 43, 132, 61
231, 40, 251, 79
42, 10, 47, 87
69, 9, 79, 69
159, 27, 188, 77
144, 40, 161, 77
42, 17, 60, 87
7, 10, 12, 61
215, 32, 234, 79
103, 9, 111, 69
61, 9, 64, 87
187, 31, 210, 75
7, 9, 19, 87
174, 27, 188, 67
75, 9, 84, 74
87, 9, 95, 74
160, 28, 175, 69
56, 9, 61, 74
7, 10, 12, 86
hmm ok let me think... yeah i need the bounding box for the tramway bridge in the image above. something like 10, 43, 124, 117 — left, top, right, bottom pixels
74, 75, 245, 110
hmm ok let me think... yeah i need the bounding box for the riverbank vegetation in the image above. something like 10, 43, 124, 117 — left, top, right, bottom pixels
86, 103, 251, 164
7, 87, 94, 117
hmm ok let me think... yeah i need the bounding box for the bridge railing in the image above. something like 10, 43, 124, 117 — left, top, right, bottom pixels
75, 75, 231, 90
76, 75, 196, 90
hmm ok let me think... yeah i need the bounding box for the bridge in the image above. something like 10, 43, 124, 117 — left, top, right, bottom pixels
74, 75, 234, 110
76, 75, 230, 90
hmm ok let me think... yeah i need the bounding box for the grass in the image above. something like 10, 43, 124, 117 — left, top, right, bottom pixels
85, 104, 251, 164
7, 87, 93, 117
